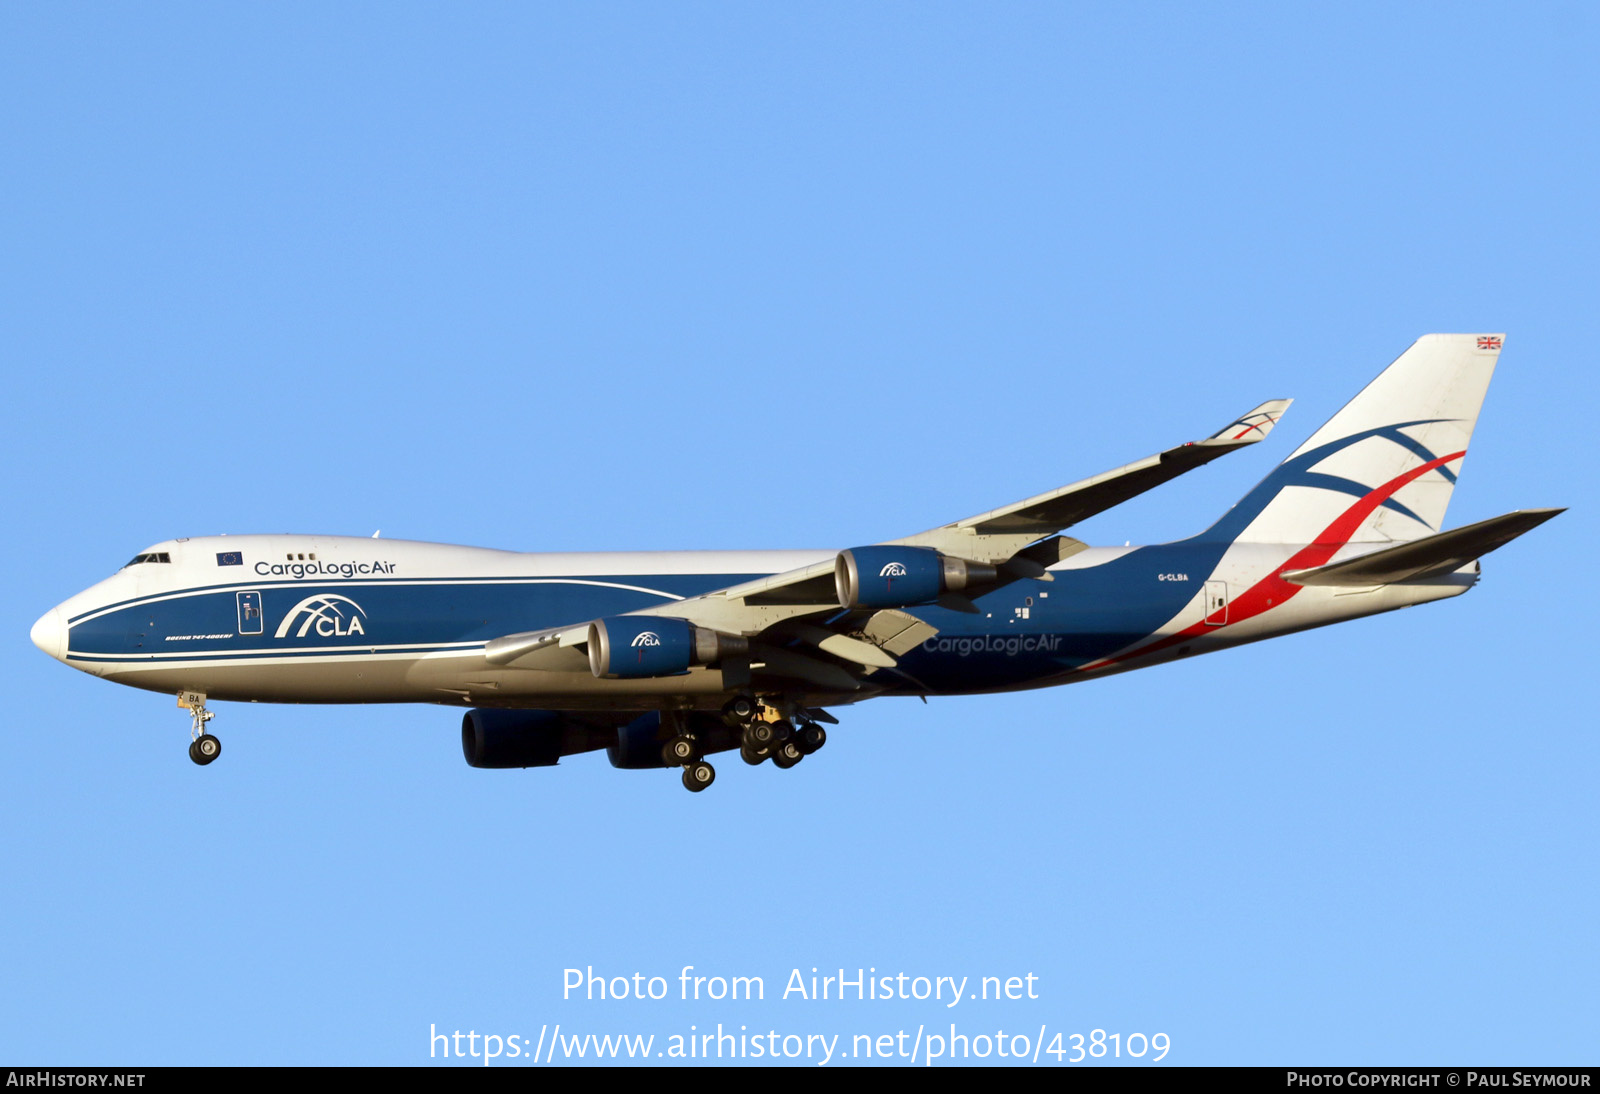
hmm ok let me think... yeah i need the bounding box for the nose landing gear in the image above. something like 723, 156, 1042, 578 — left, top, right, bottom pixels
188, 734, 222, 765
179, 691, 221, 766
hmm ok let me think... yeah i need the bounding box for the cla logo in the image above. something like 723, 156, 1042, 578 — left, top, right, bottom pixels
274, 594, 368, 639
630, 630, 661, 664
879, 562, 908, 578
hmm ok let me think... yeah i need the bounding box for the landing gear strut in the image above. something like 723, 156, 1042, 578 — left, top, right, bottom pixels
179, 691, 221, 766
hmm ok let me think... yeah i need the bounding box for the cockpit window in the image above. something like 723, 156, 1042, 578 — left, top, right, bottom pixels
122, 552, 172, 568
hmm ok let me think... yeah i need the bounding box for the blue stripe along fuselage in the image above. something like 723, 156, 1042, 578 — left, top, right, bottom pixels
68, 541, 1236, 694
70, 575, 731, 661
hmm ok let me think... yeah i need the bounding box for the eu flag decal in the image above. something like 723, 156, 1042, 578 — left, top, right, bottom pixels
217, 552, 243, 566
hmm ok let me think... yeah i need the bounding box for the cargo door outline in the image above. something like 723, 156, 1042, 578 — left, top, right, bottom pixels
1203, 580, 1228, 626
237, 591, 264, 635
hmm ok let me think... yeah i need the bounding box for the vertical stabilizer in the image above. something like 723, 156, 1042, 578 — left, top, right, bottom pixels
1201, 334, 1503, 545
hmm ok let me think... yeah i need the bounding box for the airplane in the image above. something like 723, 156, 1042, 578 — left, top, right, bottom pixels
29, 334, 1561, 792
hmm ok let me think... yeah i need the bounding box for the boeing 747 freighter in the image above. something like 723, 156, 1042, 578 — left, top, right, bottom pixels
30, 335, 1560, 791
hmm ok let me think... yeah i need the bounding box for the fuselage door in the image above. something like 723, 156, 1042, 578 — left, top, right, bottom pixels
1203, 580, 1228, 626
237, 591, 264, 635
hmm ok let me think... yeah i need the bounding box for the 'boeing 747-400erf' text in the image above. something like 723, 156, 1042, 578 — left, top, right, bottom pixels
31, 335, 1560, 791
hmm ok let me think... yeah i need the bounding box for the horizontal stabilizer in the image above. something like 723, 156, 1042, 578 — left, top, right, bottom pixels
1281, 508, 1563, 587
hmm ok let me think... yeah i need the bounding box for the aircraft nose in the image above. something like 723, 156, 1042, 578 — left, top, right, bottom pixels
30, 607, 65, 661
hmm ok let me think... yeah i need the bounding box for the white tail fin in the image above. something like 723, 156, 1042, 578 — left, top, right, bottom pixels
1202, 334, 1504, 545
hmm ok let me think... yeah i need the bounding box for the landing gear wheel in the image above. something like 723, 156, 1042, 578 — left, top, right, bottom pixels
179, 691, 218, 766
740, 743, 769, 766
722, 696, 757, 723
770, 719, 794, 744
661, 735, 700, 766
682, 761, 715, 792
798, 723, 827, 755
772, 741, 803, 769
192, 734, 221, 766
743, 722, 774, 749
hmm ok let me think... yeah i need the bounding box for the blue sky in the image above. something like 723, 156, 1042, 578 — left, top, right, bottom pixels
2, 4, 1594, 1066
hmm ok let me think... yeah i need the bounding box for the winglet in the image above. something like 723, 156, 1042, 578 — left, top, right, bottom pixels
1197, 399, 1292, 447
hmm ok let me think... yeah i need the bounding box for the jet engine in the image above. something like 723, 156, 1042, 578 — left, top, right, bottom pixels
461, 709, 610, 768
607, 712, 669, 769
587, 616, 748, 679
835, 546, 997, 609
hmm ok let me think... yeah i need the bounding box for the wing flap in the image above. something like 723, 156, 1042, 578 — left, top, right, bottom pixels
750, 644, 863, 690
860, 609, 939, 657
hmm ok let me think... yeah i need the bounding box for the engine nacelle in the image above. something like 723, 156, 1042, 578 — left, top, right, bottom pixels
607, 712, 668, 769
835, 546, 998, 609
588, 616, 748, 679
461, 709, 609, 769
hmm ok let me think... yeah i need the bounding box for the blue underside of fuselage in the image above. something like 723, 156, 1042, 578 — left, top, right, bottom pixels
891, 539, 1231, 691
67, 540, 1236, 693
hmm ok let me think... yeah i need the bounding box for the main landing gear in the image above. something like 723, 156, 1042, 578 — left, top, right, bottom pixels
661, 697, 836, 792
719, 696, 830, 785
661, 732, 716, 791
681, 761, 716, 792
738, 717, 777, 765
658, 712, 716, 793
179, 691, 221, 766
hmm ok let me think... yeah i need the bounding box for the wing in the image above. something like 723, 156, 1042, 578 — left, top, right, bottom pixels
889, 399, 1292, 563
486, 398, 1291, 690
